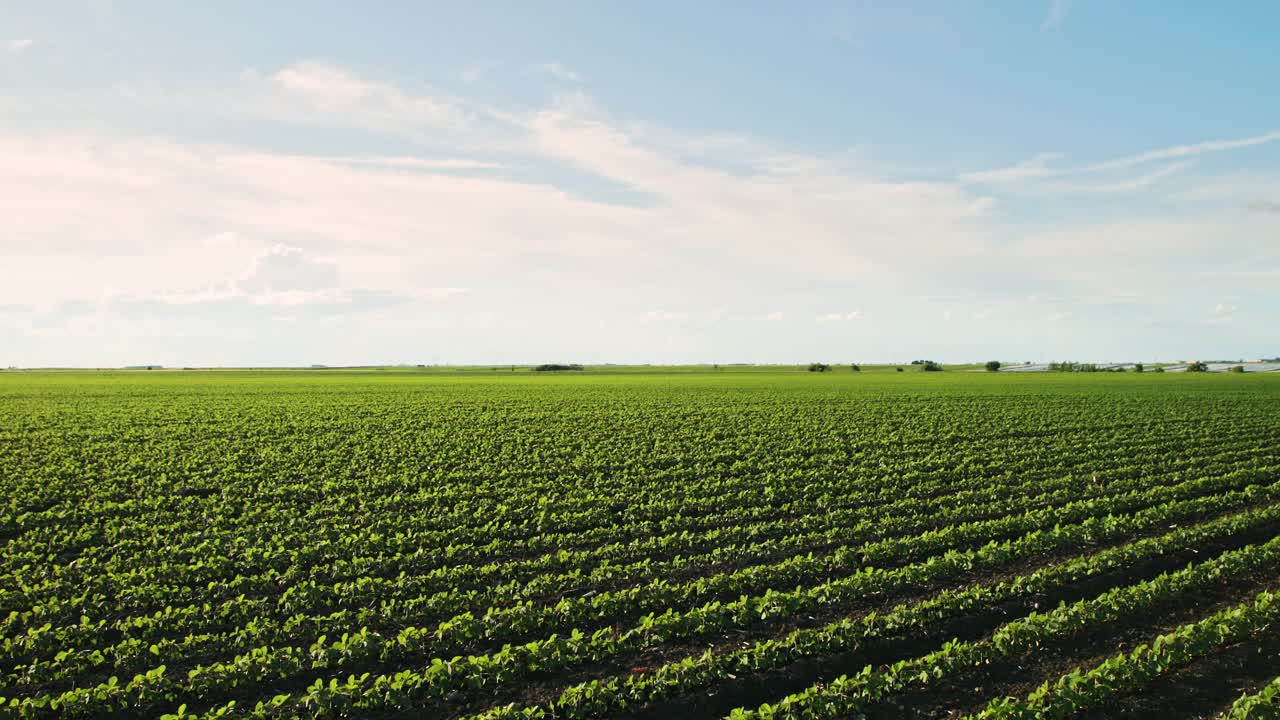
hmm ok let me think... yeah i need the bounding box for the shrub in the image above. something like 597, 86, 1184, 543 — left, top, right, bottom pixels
921, 361, 943, 372
534, 364, 584, 372
985, 361, 1001, 372
1185, 361, 1209, 373
807, 363, 831, 373
849, 363, 861, 372
1228, 365, 1246, 373
1134, 363, 1144, 373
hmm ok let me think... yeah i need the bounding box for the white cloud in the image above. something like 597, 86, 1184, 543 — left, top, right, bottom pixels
640, 310, 689, 323
524, 98, 996, 278
1075, 161, 1193, 193
6, 38, 35, 54
237, 244, 338, 294
271, 61, 377, 106
530, 61, 586, 83
964, 129, 1280, 188
963, 152, 1064, 183
1211, 302, 1238, 316
3, 60, 1278, 364
817, 311, 863, 323
1088, 130, 1280, 172
995, 161, 1194, 196
0, 131, 647, 306
239, 60, 481, 139
201, 231, 244, 248
1040, 0, 1071, 31
109, 244, 465, 312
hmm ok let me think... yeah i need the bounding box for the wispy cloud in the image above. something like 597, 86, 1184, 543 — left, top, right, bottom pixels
817, 311, 864, 323
963, 152, 1064, 183
332, 155, 506, 172
4, 59, 1278, 364
241, 60, 477, 135
6, 38, 35, 54
640, 310, 689, 323
964, 129, 1280, 187
1029, 161, 1194, 195
1075, 130, 1280, 174
1040, 0, 1072, 31
529, 61, 586, 83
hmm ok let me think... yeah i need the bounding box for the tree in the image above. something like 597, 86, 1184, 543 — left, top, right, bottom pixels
807, 362, 831, 372
1228, 365, 1246, 373
1134, 363, 1144, 373
921, 361, 943, 372
850, 363, 861, 372
1185, 361, 1209, 373
985, 361, 1001, 372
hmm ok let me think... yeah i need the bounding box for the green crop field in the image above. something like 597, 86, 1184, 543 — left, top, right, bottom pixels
2, 368, 1279, 719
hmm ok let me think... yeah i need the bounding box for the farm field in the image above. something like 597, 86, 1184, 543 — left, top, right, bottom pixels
2, 368, 1279, 719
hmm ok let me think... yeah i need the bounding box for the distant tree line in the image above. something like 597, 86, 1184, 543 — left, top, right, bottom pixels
1047, 362, 1128, 373
534, 364, 584, 372
806, 362, 935, 372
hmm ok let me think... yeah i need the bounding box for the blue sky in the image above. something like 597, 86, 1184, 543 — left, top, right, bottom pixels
2, 1, 1278, 366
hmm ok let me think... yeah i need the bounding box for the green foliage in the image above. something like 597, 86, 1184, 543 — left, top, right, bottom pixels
0, 369, 1275, 718
985, 361, 1001, 372
1185, 361, 1209, 372
1049, 361, 1101, 372
533, 364, 584, 372
807, 363, 831, 373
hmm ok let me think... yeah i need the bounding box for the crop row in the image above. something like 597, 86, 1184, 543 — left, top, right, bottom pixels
9, 424, 1252, 615
966, 590, 1280, 718
10, 443, 1269, 678
716, 533, 1280, 720
9, 461, 1275, 707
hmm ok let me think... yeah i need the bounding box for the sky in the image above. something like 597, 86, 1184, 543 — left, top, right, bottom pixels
2, 1, 1279, 366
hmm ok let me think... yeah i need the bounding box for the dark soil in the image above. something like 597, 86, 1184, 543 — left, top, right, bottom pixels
1077, 637, 1280, 720
561, 517, 1280, 720
859, 568, 1279, 719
